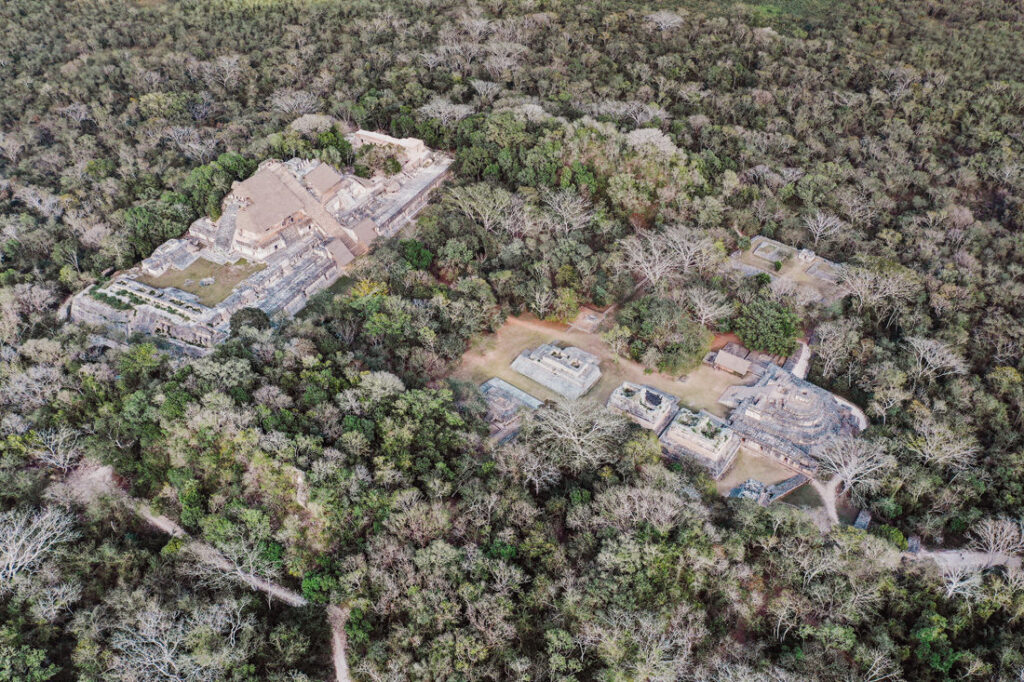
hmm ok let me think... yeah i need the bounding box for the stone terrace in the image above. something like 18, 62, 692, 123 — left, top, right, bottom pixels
510, 344, 602, 400
69, 131, 451, 355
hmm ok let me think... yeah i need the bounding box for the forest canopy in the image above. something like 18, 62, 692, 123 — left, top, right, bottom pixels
2, 0, 1024, 679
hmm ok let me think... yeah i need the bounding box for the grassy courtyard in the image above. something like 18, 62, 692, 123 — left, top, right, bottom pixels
453, 314, 752, 417
136, 257, 265, 307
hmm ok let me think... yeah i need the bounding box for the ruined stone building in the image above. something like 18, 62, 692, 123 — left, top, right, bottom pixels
718, 364, 864, 475
728, 235, 842, 304
709, 346, 751, 376
606, 382, 679, 433
727, 475, 809, 506
659, 407, 741, 479
510, 344, 602, 400
479, 377, 543, 439
69, 131, 451, 354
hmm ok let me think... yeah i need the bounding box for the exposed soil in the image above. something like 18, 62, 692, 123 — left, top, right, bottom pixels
454, 313, 753, 417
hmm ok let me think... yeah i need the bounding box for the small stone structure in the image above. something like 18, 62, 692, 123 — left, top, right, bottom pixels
510, 344, 602, 400
659, 406, 741, 479
69, 131, 451, 355
727, 474, 809, 506
728, 236, 842, 304
729, 479, 769, 504
479, 378, 542, 438
606, 382, 679, 433
710, 347, 751, 376
718, 364, 864, 475
709, 341, 793, 378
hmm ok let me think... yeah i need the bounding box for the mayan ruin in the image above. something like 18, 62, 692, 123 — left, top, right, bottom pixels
605, 382, 679, 433
479, 377, 543, 440
68, 131, 451, 354
510, 344, 602, 400
659, 406, 742, 479
718, 364, 866, 475
728, 235, 842, 304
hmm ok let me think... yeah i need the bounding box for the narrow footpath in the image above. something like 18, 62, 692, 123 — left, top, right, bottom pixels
59, 460, 351, 681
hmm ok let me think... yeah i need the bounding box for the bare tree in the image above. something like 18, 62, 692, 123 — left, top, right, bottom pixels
0, 506, 78, 592
592, 100, 669, 127
418, 97, 474, 127
904, 336, 967, 386
858, 649, 904, 682
470, 78, 502, 101
203, 54, 243, 90
528, 286, 554, 318
616, 231, 681, 290
839, 265, 917, 323
683, 285, 733, 327
813, 319, 860, 379
941, 565, 982, 600
969, 517, 1024, 559
27, 579, 82, 622
625, 128, 679, 155
14, 185, 66, 219
523, 399, 629, 475
493, 442, 561, 495
802, 211, 844, 247
105, 594, 254, 681
811, 436, 894, 526
0, 133, 25, 163
907, 414, 979, 474
419, 51, 445, 69
541, 188, 594, 235
446, 183, 516, 234
590, 485, 687, 534
58, 103, 93, 125
663, 225, 719, 278
645, 10, 685, 32
270, 88, 320, 115
163, 126, 218, 162
31, 426, 83, 474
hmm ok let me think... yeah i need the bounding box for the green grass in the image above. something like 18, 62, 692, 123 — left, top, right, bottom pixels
136, 258, 265, 307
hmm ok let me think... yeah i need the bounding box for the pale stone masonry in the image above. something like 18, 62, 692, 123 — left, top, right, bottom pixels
728, 235, 842, 304
510, 344, 602, 400
718, 364, 864, 475
606, 382, 679, 433
727, 474, 809, 506
659, 406, 741, 479
479, 378, 543, 439
69, 131, 451, 355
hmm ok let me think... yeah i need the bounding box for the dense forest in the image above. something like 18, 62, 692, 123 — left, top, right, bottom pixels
2, 0, 1024, 678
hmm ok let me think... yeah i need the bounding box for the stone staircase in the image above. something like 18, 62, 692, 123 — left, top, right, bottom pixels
213, 203, 239, 251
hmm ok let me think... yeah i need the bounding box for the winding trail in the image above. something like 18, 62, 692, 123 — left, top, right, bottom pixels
58, 460, 350, 680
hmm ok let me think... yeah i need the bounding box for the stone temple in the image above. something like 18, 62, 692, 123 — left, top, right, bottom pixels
606, 382, 679, 433
718, 364, 864, 475
479, 377, 543, 438
69, 131, 451, 354
510, 344, 601, 400
659, 407, 741, 479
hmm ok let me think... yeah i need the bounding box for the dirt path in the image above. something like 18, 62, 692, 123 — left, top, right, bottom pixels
57, 460, 349, 677
810, 479, 841, 529
327, 605, 352, 682
916, 549, 1022, 572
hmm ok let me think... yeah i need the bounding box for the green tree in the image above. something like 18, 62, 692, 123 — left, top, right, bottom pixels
731, 297, 801, 356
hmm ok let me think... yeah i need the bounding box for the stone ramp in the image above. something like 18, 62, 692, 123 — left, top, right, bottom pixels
766, 474, 809, 504
214, 203, 239, 251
